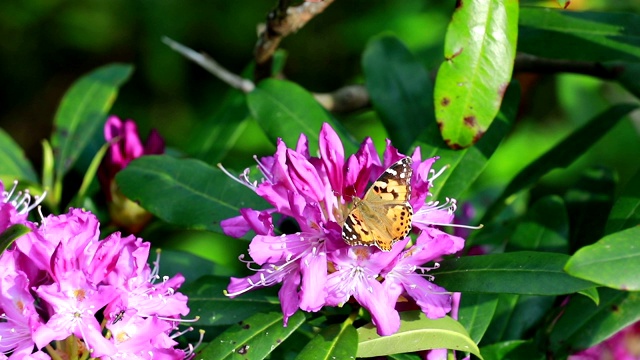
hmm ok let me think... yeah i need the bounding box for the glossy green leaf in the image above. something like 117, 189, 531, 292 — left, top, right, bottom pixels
555, 0, 571, 8
565, 226, 640, 291
356, 312, 481, 359
482, 104, 637, 222
578, 287, 600, 306
71, 140, 110, 208
481, 340, 544, 360
565, 167, 617, 251
548, 288, 640, 356
609, 62, 640, 99
51, 63, 133, 179
506, 196, 569, 254
0, 224, 31, 253
182, 276, 279, 327
388, 354, 422, 360
155, 250, 219, 286
199, 311, 305, 360
295, 322, 357, 360
0, 128, 38, 184
362, 34, 432, 152
189, 89, 250, 164
483, 294, 554, 344
247, 79, 357, 155
457, 293, 499, 343
416, 82, 519, 201
519, 7, 640, 62
605, 168, 640, 234
434, 0, 518, 148
116, 155, 268, 233
431, 252, 595, 295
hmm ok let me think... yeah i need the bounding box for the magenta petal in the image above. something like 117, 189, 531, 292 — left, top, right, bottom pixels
415, 228, 465, 258
249, 234, 293, 265
405, 274, 452, 319
144, 129, 165, 155
298, 252, 327, 312
221, 214, 252, 238
382, 140, 404, 167
122, 120, 144, 162
355, 279, 400, 336
286, 149, 325, 202
279, 270, 301, 326
319, 123, 345, 192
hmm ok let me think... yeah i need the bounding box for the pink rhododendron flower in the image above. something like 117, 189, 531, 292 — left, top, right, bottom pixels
98, 115, 165, 233
0, 196, 195, 359
220, 123, 468, 336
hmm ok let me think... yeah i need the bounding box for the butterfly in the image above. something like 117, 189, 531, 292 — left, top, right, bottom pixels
342, 157, 413, 251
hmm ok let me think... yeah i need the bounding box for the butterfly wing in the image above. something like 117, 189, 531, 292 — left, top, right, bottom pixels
342, 157, 413, 251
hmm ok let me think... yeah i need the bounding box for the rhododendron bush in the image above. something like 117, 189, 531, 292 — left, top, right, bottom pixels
1, 0, 639, 359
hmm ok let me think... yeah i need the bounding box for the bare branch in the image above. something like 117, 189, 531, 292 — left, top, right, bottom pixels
162, 36, 255, 93
254, 0, 336, 80
514, 53, 620, 79
314, 85, 370, 113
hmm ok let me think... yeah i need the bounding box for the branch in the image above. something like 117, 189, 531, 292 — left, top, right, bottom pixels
254, 0, 336, 80
314, 85, 370, 113
162, 36, 255, 93
514, 53, 621, 79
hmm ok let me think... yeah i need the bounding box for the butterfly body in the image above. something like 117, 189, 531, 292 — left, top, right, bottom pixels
342, 157, 413, 251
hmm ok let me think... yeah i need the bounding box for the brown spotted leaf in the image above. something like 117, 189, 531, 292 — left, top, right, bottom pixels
434, 0, 519, 148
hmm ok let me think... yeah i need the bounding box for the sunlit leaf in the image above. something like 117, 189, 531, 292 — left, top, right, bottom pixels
51, 63, 133, 179
0, 224, 31, 252
198, 311, 305, 360
116, 155, 268, 233
362, 34, 432, 152
356, 312, 481, 359
434, 0, 518, 148
295, 322, 357, 360
431, 252, 595, 295
416, 82, 519, 200
0, 128, 38, 184
565, 226, 640, 291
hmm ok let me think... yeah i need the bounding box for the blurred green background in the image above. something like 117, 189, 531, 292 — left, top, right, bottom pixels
2, 0, 639, 271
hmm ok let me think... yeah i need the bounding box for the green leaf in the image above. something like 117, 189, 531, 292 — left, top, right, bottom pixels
431, 252, 595, 295
356, 312, 481, 359
0, 128, 38, 184
189, 89, 250, 164
609, 62, 640, 99
434, 0, 518, 148
416, 82, 519, 201
506, 195, 569, 254
555, 0, 571, 8
0, 224, 31, 253
457, 293, 499, 344
295, 322, 357, 360
199, 311, 305, 360
481, 340, 545, 360
182, 276, 280, 327
71, 140, 110, 208
565, 167, 617, 251
482, 104, 637, 222
605, 168, 640, 234
246, 79, 357, 155
154, 249, 219, 286
115, 155, 268, 233
482, 294, 554, 344
51, 63, 133, 180
519, 7, 640, 62
578, 287, 600, 306
362, 34, 432, 152
565, 226, 640, 291
548, 288, 640, 356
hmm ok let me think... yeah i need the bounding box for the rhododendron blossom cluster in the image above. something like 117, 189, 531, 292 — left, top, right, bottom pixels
0, 181, 193, 360
220, 123, 466, 336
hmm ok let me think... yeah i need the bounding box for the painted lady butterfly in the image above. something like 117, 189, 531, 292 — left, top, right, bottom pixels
342, 157, 413, 251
